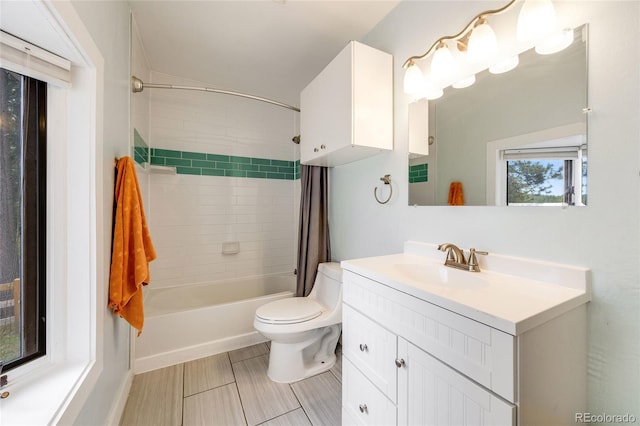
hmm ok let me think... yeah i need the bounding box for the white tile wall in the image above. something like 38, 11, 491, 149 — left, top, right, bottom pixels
146, 73, 300, 288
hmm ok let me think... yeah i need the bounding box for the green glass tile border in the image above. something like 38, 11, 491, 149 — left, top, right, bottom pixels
133, 128, 149, 166
409, 163, 428, 184
150, 147, 300, 180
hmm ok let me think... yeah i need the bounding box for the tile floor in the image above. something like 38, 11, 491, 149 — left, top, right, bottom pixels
120, 343, 342, 426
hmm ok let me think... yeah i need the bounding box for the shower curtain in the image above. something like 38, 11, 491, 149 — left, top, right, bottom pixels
296, 164, 331, 297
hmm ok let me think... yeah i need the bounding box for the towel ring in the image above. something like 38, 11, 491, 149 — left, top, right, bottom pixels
374, 174, 393, 204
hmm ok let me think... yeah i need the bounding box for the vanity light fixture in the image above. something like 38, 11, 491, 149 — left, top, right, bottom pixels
489, 55, 520, 74
517, 0, 557, 42
535, 28, 574, 55
452, 75, 476, 89
430, 41, 456, 84
403, 61, 424, 94
466, 18, 499, 64
402, 0, 563, 98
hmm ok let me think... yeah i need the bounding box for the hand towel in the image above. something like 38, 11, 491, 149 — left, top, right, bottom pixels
108, 156, 156, 335
448, 181, 464, 206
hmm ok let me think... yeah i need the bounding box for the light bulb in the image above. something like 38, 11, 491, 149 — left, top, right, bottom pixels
467, 19, 498, 64
452, 75, 476, 89
535, 28, 574, 55
403, 62, 424, 95
517, 0, 558, 42
431, 42, 456, 84
489, 55, 519, 74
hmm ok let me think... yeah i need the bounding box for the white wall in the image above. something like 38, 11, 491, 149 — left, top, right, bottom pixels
146, 73, 300, 287
330, 0, 639, 415
69, 1, 133, 424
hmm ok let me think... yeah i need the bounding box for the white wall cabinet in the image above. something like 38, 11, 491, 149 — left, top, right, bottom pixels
300, 41, 392, 167
342, 267, 587, 426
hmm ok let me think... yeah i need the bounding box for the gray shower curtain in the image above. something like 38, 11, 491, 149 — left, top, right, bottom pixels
296, 164, 331, 297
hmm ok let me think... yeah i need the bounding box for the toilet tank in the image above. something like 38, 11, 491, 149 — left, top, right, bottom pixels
310, 262, 343, 309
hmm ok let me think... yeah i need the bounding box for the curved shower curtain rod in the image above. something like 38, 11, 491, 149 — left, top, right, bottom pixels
131, 76, 300, 112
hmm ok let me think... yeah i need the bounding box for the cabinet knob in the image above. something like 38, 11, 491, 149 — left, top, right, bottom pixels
359, 404, 368, 414
359, 343, 368, 352
313, 148, 319, 152
320, 144, 326, 149
395, 358, 406, 368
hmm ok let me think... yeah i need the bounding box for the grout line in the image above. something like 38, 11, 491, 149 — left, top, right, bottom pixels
181, 362, 185, 426
289, 381, 314, 426
255, 408, 305, 426
228, 352, 251, 426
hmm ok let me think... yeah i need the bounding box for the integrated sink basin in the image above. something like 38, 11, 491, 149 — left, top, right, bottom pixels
394, 263, 489, 289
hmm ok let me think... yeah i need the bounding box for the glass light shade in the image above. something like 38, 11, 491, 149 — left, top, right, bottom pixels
431, 43, 455, 84
452, 75, 476, 89
489, 55, 519, 74
535, 28, 574, 54
416, 77, 443, 100
467, 21, 499, 64
517, 0, 558, 42
403, 62, 424, 94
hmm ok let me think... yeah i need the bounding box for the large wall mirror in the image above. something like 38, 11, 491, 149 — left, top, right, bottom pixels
408, 24, 588, 207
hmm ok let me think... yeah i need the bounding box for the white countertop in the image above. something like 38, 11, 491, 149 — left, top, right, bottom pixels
341, 242, 591, 335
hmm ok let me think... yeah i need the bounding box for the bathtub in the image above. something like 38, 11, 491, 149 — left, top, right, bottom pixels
134, 273, 295, 373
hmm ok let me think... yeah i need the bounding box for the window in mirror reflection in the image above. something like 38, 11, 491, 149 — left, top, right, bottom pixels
503, 147, 586, 206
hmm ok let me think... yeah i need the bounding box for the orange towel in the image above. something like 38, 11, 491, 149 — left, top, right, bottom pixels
108, 156, 156, 335
448, 181, 464, 206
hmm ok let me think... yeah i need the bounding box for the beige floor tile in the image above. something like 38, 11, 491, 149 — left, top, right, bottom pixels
229, 342, 270, 364
184, 352, 235, 397
120, 364, 183, 426
291, 372, 341, 426
183, 383, 246, 426
233, 355, 300, 425
258, 408, 312, 426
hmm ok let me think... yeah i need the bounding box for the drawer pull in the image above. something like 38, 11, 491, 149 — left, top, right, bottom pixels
395, 358, 406, 368
359, 343, 368, 352
359, 404, 368, 414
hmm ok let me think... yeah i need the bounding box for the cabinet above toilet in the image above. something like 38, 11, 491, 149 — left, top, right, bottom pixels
300, 41, 393, 167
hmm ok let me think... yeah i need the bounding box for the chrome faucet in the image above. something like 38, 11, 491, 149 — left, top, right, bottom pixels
437, 243, 488, 272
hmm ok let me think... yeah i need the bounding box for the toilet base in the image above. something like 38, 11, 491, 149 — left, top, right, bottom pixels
266, 324, 341, 383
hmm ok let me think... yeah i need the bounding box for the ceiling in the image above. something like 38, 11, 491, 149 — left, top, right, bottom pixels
129, 0, 401, 106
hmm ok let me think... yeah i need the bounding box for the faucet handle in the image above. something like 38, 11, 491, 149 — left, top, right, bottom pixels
467, 248, 488, 272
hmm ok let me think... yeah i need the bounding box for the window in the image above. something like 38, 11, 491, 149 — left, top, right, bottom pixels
502, 146, 587, 206
0, 68, 47, 373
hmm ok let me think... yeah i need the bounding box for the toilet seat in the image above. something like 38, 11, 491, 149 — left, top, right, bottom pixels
255, 298, 324, 325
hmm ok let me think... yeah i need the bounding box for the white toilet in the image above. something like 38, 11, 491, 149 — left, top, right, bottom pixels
254, 262, 343, 383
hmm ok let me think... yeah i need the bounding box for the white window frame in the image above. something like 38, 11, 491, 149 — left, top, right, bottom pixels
0, 1, 105, 424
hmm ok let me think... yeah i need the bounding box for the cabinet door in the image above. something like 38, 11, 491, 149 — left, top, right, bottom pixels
343, 357, 397, 426
343, 304, 398, 402
300, 42, 352, 164
397, 339, 515, 426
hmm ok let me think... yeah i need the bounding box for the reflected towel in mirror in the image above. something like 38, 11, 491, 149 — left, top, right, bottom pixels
448, 181, 464, 206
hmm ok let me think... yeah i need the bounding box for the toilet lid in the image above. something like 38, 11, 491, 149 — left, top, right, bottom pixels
256, 298, 324, 324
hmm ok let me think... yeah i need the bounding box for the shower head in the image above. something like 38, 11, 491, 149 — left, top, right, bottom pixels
292, 135, 301, 144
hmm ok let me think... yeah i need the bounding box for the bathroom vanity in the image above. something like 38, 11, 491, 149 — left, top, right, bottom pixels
341, 241, 590, 425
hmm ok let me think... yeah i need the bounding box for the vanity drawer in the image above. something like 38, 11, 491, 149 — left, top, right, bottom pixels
343, 356, 397, 426
343, 304, 398, 402
343, 270, 516, 402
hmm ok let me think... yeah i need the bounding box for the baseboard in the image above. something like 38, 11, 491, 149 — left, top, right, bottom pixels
105, 369, 134, 426
134, 331, 268, 374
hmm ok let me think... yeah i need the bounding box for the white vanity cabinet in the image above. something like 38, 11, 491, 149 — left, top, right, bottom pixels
300, 41, 392, 167
341, 244, 589, 426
